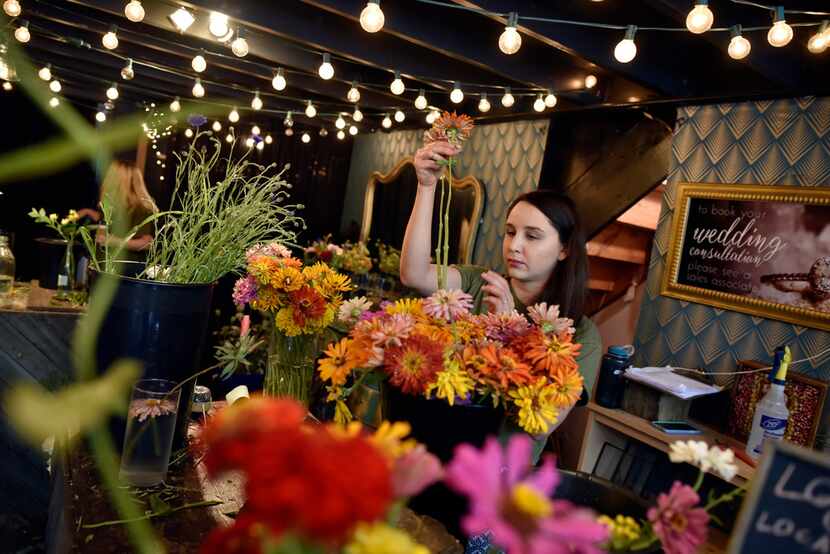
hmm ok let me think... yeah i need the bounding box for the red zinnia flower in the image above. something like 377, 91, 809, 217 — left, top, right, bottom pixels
384, 334, 445, 395
289, 285, 327, 327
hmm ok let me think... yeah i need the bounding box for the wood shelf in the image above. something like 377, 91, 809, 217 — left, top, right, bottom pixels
580, 402, 755, 486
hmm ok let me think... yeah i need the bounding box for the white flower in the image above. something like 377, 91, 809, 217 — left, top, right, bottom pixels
668, 440, 709, 465
527, 302, 575, 336
338, 296, 372, 325
705, 446, 738, 481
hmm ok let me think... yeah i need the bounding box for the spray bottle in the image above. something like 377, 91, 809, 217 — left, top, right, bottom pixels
746, 346, 791, 460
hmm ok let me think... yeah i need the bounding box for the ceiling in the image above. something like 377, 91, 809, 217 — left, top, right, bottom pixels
4, 0, 829, 131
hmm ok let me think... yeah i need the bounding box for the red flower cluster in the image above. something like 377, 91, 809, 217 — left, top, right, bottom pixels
199, 398, 392, 553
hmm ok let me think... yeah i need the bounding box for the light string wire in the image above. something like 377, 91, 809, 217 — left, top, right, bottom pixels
665, 344, 830, 376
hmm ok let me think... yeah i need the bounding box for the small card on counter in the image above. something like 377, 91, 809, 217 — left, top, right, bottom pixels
624, 366, 723, 400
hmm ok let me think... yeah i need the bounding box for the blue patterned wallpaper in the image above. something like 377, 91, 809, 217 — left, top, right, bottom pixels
341, 120, 550, 271
633, 98, 830, 394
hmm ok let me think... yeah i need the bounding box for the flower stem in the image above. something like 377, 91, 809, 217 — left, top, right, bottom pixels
704, 485, 746, 511
442, 160, 452, 273
693, 470, 705, 491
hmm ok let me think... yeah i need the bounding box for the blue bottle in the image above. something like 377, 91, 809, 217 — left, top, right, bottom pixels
595, 345, 634, 409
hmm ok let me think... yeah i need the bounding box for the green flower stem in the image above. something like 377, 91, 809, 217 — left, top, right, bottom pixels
435, 175, 447, 290
703, 485, 746, 511
693, 470, 705, 491
82, 500, 222, 529
442, 161, 453, 272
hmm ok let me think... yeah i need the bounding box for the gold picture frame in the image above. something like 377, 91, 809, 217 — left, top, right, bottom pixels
661, 183, 830, 331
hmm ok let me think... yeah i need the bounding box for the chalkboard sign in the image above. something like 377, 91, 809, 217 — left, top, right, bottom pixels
662, 183, 830, 331
728, 441, 830, 554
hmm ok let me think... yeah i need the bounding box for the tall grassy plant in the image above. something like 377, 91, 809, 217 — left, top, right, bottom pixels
143, 133, 304, 284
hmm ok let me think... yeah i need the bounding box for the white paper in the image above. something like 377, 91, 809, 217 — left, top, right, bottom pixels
624, 366, 722, 400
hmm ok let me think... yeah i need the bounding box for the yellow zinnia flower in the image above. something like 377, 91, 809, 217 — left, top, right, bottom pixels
318, 337, 360, 386
385, 297, 424, 318
334, 399, 353, 425
344, 522, 429, 554
426, 361, 474, 406
321, 271, 352, 297
370, 421, 416, 460
509, 378, 560, 435
272, 266, 305, 292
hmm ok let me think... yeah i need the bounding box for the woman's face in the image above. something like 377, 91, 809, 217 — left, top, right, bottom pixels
503, 201, 567, 283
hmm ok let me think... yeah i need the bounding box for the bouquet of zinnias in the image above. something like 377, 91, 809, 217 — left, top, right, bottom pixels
320, 290, 584, 434
232, 242, 353, 336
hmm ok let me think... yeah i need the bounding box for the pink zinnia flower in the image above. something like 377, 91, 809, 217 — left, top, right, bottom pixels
245, 241, 291, 261
391, 445, 443, 498
129, 398, 177, 422
423, 289, 473, 321
527, 302, 575, 337
475, 310, 531, 342
232, 275, 258, 306
446, 435, 609, 554
369, 313, 414, 350
647, 481, 709, 554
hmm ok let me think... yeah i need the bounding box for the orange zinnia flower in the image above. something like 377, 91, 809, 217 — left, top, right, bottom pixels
550, 366, 584, 408
318, 337, 361, 387
463, 344, 533, 392
425, 111, 474, 145
521, 328, 581, 377
384, 334, 445, 395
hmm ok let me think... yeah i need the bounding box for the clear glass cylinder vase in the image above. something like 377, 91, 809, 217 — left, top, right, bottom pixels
264, 328, 319, 406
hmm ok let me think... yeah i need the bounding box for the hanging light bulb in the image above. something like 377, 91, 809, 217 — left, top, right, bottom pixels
807, 21, 829, 54
318, 53, 334, 80
319, 127, 328, 137
390, 71, 405, 95
347, 81, 361, 103
533, 94, 546, 112
614, 25, 638, 63
284, 111, 294, 127
252, 125, 261, 135
102, 26, 119, 50
414, 89, 428, 110
450, 81, 464, 104
265, 134, 273, 144
209, 12, 229, 38
382, 114, 392, 128
185, 128, 194, 138
478, 93, 491, 113
335, 114, 346, 129
394, 109, 405, 123
192, 77, 205, 98
228, 107, 240, 122
499, 12, 522, 54
124, 1, 145, 22
15, 20, 31, 44
38, 64, 51, 81
585, 74, 598, 89
49, 96, 60, 108
225, 132, 234, 143
251, 90, 263, 110
686, 1, 714, 34
337, 129, 346, 140
349, 125, 358, 136
106, 83, 119, 100
168, 7, 195, 32
49, 79, 61, 93
501, 87, 515, 108
256, 140, 264, 151
231, 28, 249, 57
245, 137, 254, 148
285, 128, 294, 136
301, 132, 311, 143
728, 25, 751, 59
352, 106, 363, 122
170, 97, 181, 112
2, 81, 11, 91
272, 68, 286, 91
95, 107, 107, 123
544, 91, 557, 108
768, 7, 793, 48
120, 58, 134, 80
3, 0, 22, 17
360, 0, 385, 33
425, 110, 439, 124
212, 120, 222, 132
305, 100, 317, 118
191, 50, 207, 73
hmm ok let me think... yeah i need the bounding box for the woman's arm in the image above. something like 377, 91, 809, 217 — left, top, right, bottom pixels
400, 141, 463, 294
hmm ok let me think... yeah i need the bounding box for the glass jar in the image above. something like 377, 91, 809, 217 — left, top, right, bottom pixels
0, 234, 15, 296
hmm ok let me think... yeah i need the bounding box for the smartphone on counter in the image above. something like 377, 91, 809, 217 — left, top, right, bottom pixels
651, 420, 702, 435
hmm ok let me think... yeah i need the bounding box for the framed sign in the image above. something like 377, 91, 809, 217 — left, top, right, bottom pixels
662, 183, 830, 331
728, 440, 830, 554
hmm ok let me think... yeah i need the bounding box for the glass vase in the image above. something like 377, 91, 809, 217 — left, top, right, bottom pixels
56, 238, 74, 297
264, 328, 319, 406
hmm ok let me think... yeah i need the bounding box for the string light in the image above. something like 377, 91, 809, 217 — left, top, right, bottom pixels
102, 26, 119, 49
337, 129, 346, 140
284, 111, 294, 127
106, 82, 119, 100
394, 109, 405, 122
533, 94, 545, 112
15, 20, 31, 44
191, 50, 207, 73
285, 127, 294, 136
252, 125, 261, 135
686, 1, 714, 34
168, 7, 195, 33
251, 90, 263, 110
335, 114, 346, 129
381, 114, 392, 128
728, 25, 751, 59
349, 125, 358, 136
245, 136, 254, 148
185, 128, 194, 138
450, 81, 464, 104
228, 107, 239, 122
585, 74, 597, 88
170, 97, 181, 112
807, 21, 829, 54
425, 110, 439, 124
38, 64, 51, 81
614, 25, 638, 63
225, 131, 234, 143
360, 1, 385, 33
95, 107, 107, 123
501, 87, 514, 107
478, 93, 491, 112
319, 127, 328, 137
121, 58, 134, 80
209, 12, 229, 38
192, 77, 205, 97
347, 81, 361, 102
2, 81, 11, 91
272, 68, 286, 91
265, 134, 273, 144
499, 12, 521, 54
544, 91, 557, 108
305, 100, 317, 118
231, 28, 249, 57
353, 106, 364, 122
49, 96, 59, 108
768, 7, 793, 48
256, 140, 264, 151
414, 89, 428, 110
318, 53, 334, 80
3, 0, 21, 17
212, 120, 222, 132
301, 132, 311, 143
124, 1, 145, 23
390, 70, 405, 95
49, 79, 61, 93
